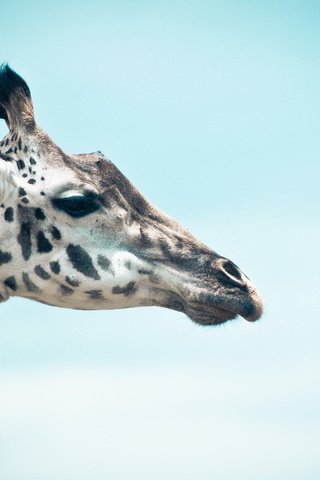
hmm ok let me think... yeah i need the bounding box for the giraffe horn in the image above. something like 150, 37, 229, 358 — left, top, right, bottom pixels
0, 64, 36, 132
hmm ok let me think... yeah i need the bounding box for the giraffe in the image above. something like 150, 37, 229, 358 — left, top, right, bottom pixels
0, 65, 263, 326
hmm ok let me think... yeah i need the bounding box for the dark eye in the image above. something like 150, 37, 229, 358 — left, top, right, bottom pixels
52, 193, 100, 218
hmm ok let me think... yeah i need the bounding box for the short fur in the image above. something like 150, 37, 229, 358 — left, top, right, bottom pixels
0, 65, 263, 326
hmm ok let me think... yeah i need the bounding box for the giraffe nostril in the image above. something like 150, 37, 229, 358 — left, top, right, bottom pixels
221, 260, 243, 282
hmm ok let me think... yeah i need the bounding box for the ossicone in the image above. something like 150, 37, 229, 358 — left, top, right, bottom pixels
0, 64, 36, 132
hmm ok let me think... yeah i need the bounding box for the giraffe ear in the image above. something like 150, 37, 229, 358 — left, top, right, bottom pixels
0, 64, 36, 132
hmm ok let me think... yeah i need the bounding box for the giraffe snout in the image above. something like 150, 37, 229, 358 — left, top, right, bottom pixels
215, 257, 263, 322
214, 257, 263, 323
175, 253, 264, 326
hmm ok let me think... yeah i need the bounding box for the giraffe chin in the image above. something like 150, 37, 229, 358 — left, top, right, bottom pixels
165, 297, 237, 326
185, 307, 237, 326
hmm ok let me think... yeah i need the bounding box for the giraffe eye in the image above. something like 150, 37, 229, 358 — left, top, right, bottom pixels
52, 193, 101, 218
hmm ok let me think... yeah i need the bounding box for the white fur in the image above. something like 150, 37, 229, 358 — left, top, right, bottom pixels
0, 161, 17, 204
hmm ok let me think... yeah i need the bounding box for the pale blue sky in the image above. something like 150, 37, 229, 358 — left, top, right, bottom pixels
0, 2, 319, 479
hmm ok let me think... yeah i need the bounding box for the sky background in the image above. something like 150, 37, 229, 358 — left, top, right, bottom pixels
0, 1, 319, 479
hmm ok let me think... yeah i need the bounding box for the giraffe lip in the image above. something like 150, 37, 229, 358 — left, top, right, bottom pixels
165, 292, 262, 326
186, 284, 263, 325
165, 295, 239, 325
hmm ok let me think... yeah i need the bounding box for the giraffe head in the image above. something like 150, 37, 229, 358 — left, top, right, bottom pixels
0, 65, 263, 326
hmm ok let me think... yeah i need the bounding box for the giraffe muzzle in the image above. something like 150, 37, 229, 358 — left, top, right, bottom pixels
180, 283, 262, 326
166, 283, 263, 326
151, 251, 263, 326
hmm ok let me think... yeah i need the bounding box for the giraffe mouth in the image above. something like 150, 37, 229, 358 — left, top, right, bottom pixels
164, 290, 262, 326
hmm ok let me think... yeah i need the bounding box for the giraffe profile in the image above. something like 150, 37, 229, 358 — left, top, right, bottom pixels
0, 65, 263, 326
